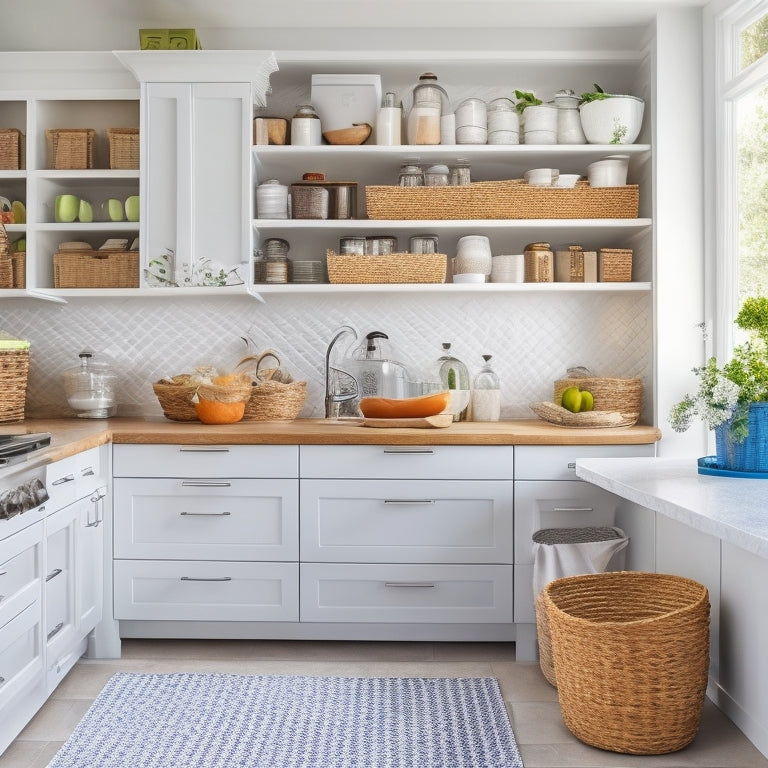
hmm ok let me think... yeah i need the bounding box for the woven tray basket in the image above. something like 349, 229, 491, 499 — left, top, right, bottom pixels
54, 250, 139, 288
542, 572, 710, 754
598, 247, 633, 281
0, 128, 23, 170
0, 348, 30, 423
107, 128, 140, 169
326, 250, 447, 284
365, 181, 639, 220
554, 376, 642, 420
46, 128, 95, 169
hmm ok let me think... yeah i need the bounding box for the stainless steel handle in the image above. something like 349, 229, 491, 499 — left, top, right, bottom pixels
90, 489, 107, 503
0, 571, 7, 577
181, 481, 232, 487
382, 448, 434, 455
45, 568, 62, 582
47, 621, 64, 640
567, 462, 577, 469
383, 499, 435, 505
552, 506, 595, 512
81, 466, 95, 476
179, 447, 231, 453
180, 511, 231, 517
51, 474, 75, 486
180, 576, 232, 582
384, 581, 436, 588
0, 676, 5, 686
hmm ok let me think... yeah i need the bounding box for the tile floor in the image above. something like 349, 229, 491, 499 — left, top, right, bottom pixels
1, 639, 766, 768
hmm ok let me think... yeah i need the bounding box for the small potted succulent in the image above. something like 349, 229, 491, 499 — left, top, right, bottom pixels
578, 83, 645, 144
669, 296, 768, 472
514, 90, 558, 144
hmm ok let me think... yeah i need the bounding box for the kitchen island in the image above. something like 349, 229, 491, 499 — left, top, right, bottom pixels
575, 456, 768, 760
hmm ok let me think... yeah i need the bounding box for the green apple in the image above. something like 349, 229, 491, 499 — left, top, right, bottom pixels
77, 199, 93, 223
560, 386, 595, 413
107, 198, 124, 222
124, 195, 140, 222
55, 194, 80, 223
11, 238, 25, 253
11, 200, 25, 224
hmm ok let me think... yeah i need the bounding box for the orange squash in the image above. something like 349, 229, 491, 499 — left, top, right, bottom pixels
194, 399, 246, 425
359, 391, 450, 419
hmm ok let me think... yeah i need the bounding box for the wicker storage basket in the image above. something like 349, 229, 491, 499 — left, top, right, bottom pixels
54, 249, 139, 288
326, 250, 447, 284
243, 376, 307, 421
542, 572, 710, 754
107, 128, 140, 169
0, 128, 23, 170
0, 346, 30, 423
554, 376, 642, 420
599, 247, 633, 281
46, 128, 95, 169
0, 258, 11, 289
11, 252, 25, 288
152, 375, 198, 421
365, 181, 639, 220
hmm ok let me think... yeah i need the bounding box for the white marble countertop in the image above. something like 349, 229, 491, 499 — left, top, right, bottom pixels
575, 456, 768, 560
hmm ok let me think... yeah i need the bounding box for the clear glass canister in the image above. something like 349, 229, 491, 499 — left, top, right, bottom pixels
424, 164, 450, 186
406, 72, 449, 145
450, 159, 472, 185
264, 238, 290, 283
436, 342, 470, 421
398, 164, 424, 186
62, 350, 117, 418
471, 354, 501, 421
554, 89, 587, 144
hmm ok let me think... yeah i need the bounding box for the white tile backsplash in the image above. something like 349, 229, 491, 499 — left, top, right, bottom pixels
3, 291, 652, 422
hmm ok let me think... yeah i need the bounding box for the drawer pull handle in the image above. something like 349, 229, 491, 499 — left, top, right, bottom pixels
384, 581, 436, 588
81, 467, 95, 476
181, 481, 232, 488
47, 621, 64, 640
180, 511, 232, 517
180, 576, 233, 582
45, 568, 63, 582
383, 499, 435, 505
0, 571, 7, 577
179, 448, 231, 453
382, 448, 434, 455
552, 506, 595, 513
52, 474, 75, 486
90, 489, 107, 503
0, 676, 5, 687
567, 462, 576, 469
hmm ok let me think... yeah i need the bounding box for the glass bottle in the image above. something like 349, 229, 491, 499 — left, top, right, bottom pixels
471, 354, 501, 421
406, 73, 449, 145
437, 342, 470, 421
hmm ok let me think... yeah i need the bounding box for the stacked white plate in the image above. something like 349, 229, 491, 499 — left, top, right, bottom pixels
491, 254, 525, 283
291, 260, 325, 283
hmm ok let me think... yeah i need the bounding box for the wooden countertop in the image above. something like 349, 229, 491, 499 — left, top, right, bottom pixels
2, 418, 661, 465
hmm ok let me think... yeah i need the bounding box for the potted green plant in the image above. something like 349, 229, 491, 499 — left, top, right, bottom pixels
669, 296, 768, 471
578, 83, 645, 144
514, 90, 557, 144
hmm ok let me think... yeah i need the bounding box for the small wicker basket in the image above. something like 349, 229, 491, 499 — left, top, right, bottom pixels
598, 247, 633, 281
326, 250, 447, 284
542, 571, 710, 754
237, 350, 308, 421
54, 249, 139, 288
554, 376, 642, 419
107, 128, 140, 169
0, 345, 30, 423
46, 128, 95, 170
152, 375, 198, 421
0, 128, 23, 170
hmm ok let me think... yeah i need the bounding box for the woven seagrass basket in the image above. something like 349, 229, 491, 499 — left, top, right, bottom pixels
46, 128, 95, 169
554, 376, 642, 421
598, 247, 633, 281
0, 346, 30, 423
542, 572, 710, 755
152, 375, 198, 421
0, 128, 23, 170
326, 250, 447, 284
107, 128, 140, 169
237, 351, 308, 421
54, 249, 139, 288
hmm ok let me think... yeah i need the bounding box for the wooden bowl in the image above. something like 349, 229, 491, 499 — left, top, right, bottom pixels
323, 123, 372, 145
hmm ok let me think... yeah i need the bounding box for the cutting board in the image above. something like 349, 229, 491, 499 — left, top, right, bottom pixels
361, 414, 453, 429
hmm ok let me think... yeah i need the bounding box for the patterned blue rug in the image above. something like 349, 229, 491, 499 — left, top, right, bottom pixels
47, 672, 523, 768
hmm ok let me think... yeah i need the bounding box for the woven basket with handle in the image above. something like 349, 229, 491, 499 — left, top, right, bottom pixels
237, 350, 307, 421
542, 571, 710, 755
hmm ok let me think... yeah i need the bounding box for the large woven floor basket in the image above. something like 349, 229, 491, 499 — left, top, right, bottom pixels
542, 571, 710, 755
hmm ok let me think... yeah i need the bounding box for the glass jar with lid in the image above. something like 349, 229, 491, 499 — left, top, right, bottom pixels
449, 159, 472, 186
263, 238, 290, 283
436, 342, 470, 421
554, 89, 586, 144
406, 72, 450, 145
471, 355, 501, 421
424, 164, 450, 186
398, 163, 424, 186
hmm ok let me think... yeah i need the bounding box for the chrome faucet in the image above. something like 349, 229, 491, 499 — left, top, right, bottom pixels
324, 325, 359, 419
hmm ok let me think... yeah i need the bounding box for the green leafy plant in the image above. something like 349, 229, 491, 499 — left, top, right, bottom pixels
514, 90, 542, 114
579, 83, 611, 104
669, 297, 768, 441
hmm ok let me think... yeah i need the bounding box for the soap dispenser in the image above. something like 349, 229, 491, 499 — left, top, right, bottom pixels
471, 354, 501, 421
436, 342, 470, 421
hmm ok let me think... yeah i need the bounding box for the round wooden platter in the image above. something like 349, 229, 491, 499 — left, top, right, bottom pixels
361, 414, 454, 429
530, 401, 638, 428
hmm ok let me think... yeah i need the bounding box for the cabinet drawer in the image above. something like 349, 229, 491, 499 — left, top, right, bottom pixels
114, 560, 299, 622
0, 522, 42, 627
514, 444, 655, 481
300, 445, 513, 480
113, 478, 298, 560
0, 600, 43, 706
300, 563, 512, 623
46, 446, 102, 510
301, 480, 512, 564
514, 480, 620, 564
112, 444, 298, 478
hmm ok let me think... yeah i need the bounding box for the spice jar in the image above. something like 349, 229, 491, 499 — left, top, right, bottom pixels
398, 163, 424, 186
263, 237, 290, 283
524, 241, 554, 282
449, 159, 472, 186
376, 91, 402, 146
291, 104, 322, 146
471, 355, 501, 421
256, 179, 289, 219
424, 164, 450, 186
406, 72, 449, 145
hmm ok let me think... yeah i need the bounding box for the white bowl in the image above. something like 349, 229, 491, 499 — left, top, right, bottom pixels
554, 174, 581, 188
579, 95, 645, 144
452, 272, 486, 283
524, 168, 559, 187
587, 157, 629, 187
